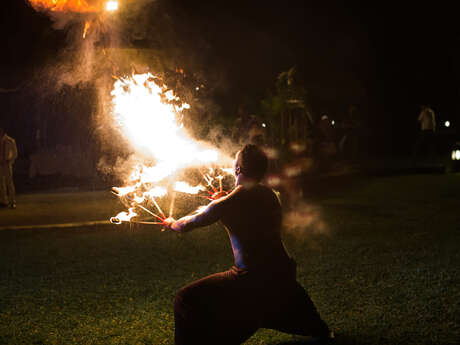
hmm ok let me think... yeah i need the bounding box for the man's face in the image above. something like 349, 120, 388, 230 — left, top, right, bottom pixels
233, 151, 242, 177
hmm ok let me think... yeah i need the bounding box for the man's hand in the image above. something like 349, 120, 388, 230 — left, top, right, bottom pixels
207, 190, 229, 201
163, 217, 180, 232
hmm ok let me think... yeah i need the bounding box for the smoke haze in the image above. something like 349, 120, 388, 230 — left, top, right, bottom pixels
283, 201, 330, 240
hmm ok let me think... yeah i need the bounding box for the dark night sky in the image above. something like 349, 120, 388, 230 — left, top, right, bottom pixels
1, 0, 459, 151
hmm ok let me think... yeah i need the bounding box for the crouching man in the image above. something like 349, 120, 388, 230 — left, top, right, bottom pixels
164, 144, 333, 345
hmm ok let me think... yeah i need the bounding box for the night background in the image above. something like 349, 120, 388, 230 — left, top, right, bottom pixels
0, 1, 459, 345
2, 1, 459, 157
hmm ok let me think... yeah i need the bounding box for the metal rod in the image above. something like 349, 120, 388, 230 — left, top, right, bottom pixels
151, 197, 166, 219
169, 191, 176, 218
136, 204, 164, 221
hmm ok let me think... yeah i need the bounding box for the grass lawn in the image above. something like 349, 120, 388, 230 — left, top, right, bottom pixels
0, 191, 120, 228
0, 173, 459, 344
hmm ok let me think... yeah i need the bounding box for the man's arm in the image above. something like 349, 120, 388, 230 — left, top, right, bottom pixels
6, 138, 18, 163
165, 197, 228, 233
418, 111, 423, 122
11, 139, 18, 162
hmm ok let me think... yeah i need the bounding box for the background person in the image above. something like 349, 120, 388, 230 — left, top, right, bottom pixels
0, 127, 18, 208
164, 144, 333, 345
414, 105, 436, 160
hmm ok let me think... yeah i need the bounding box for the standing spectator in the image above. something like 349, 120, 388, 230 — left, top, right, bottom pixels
314, 114, 337, 172
339, 105, 361, 160
414, 105, 436, 160
317, 114, 337, 153
0, 127, 18, 208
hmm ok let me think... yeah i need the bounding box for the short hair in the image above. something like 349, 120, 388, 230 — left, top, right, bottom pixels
239, 144, 268, 181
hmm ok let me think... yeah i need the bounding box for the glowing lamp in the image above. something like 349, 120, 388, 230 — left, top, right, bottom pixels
445, 121, 451, 128
452, 150, 460, 161
262, 123, 267, 128
106, 0, 118, 11
331, 120, 335, 126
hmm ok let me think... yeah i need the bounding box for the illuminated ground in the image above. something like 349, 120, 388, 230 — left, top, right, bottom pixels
0, 190, 119, 229
0, 173, 459, 344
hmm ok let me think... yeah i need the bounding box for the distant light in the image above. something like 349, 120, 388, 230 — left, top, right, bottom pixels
453, 150, 460, 160
331, 120, 335, 126
106, 1, 118, 11
195, 87, 200, 91
444, 121, 451, 128
262, 123, 267, 128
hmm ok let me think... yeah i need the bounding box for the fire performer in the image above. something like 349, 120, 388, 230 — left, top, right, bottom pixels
0, 127, 18, 209
164, 144, 333, 345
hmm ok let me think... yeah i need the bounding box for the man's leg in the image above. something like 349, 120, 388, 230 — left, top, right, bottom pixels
427, 131, 436, 158
264, 281, 330, 338
413, 132, 424, 162
6, 165, 16, 207
174, 268, 258, 345
0, 173, 8, 206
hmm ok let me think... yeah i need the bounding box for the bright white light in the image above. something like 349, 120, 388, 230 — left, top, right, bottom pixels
106, 1, 118, 11
453, 150, 460, 160
110, 73, 221, 184
445, 121, 451, 128
262, 123, 267, 128
331, 120, 335, 126
195, 87, 200, 91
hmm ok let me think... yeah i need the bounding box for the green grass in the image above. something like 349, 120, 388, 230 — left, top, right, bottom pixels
0, 174, 459, 344
0, 191, 120, 228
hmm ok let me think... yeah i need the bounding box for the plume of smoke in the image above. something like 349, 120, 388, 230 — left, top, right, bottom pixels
283, 201, 330, 239
205, 122, 240, 159
27, 0, 158, 89
28, 0, 236, 185
97, 154, 137, 182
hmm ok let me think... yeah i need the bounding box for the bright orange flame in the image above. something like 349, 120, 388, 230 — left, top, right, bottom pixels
105, 0, 118, 11
28, 0, 102, 13
110, 73, 233, 224
111, 73, 220, 177
110, 208, 137, 224
174, 181, 206, 195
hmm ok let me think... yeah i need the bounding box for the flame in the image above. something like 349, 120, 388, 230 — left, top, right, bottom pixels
28, 0, 102, 13
110, 208, 137, 224
174, 181, 206, 195
112, 185, 136, 197
144, 187, 168, 198
109, 73, 236, 224
221, 168, 234, 175
106, 0, 118, 11
83, 21, 91, 38
111, 73, 219, 178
